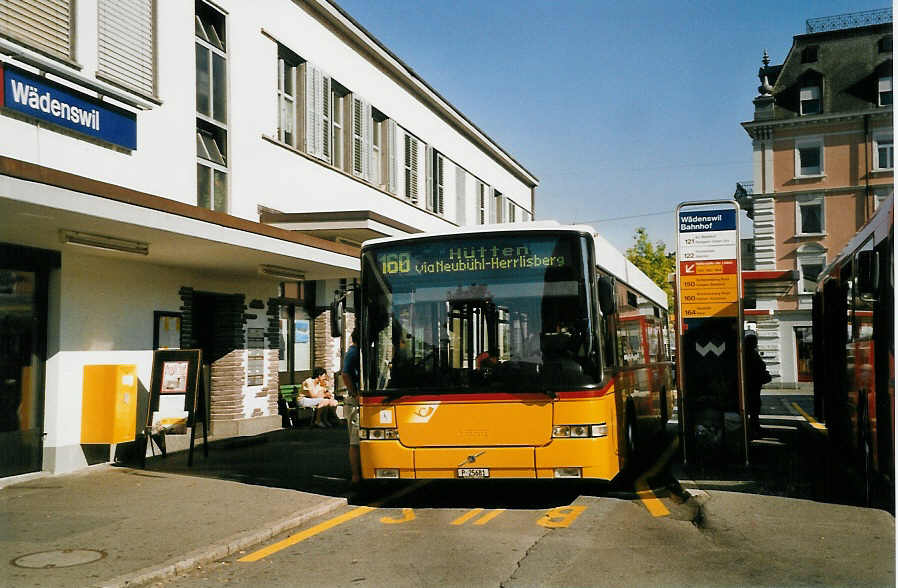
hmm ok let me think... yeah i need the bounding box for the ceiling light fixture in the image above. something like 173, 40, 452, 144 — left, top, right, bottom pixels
60, 230, 149, 255
258, 265, 305, 281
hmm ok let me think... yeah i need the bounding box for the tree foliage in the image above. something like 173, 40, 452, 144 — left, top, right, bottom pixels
625, 227, 675, 309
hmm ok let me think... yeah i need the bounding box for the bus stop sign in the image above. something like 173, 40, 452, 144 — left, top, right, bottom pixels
676, 201, 745, 466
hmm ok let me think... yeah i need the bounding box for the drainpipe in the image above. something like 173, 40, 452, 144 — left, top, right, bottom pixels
864, 114, 871, 219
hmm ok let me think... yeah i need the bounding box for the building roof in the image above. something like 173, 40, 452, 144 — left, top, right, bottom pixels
745, 9, 892, 129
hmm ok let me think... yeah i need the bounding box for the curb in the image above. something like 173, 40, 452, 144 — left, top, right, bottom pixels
96, 496, 347, 588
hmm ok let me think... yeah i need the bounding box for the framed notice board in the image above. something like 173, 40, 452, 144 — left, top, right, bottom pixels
143, 349, 207, 466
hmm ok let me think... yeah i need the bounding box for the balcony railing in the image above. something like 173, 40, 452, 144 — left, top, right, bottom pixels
806, 8, 892, 34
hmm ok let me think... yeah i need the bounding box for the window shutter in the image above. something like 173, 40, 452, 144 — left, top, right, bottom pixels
0, 0, 72, 60
350, 97, 373, 181
387, 120, 397, 194
409, 136, 419, 204
97, 0, 155, 96
455, 166, 466, 225
436, 155, 444, 214
304, 65, 329, 161
404, 133, 419, 204
352, 97, 363, 177
488, 186, 496, 223
320, 73, 330, 160
425, 145, 434, 211
304, 65, 318, 155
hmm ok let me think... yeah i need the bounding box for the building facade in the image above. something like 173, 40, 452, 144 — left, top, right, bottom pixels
0, 0, 537, 479
738, 9, 893, 386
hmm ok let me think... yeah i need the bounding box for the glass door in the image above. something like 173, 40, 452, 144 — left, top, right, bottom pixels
0, 270, 43, 477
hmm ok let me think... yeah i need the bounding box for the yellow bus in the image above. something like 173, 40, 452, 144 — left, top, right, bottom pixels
354, 223, 674, 481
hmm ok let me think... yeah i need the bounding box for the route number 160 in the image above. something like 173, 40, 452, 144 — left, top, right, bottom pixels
382, 253, 411, 274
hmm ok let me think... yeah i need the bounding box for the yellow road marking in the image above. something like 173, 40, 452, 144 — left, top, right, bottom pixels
537, 505, 587, 528
380, 508, 415, 524
634, 436, 680, 517
241, 479, 431, 562
451, 508, 484, 525
473, 509, 505, 525
792, 402, 827, 431
238, 506, 374, 562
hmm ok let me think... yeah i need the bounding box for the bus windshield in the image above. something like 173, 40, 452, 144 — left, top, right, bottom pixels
360, 233, 601, 395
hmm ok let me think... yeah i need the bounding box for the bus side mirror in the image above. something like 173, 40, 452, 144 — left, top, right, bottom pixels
330, 290, 345, 337
598, 276, 616, 316
856, 250, 879, 299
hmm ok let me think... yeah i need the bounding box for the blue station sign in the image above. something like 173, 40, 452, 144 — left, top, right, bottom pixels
678, 209, 737, 233
0, 63, 137, 150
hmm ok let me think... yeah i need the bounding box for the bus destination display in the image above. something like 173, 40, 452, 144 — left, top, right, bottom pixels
377, 240, 570, 277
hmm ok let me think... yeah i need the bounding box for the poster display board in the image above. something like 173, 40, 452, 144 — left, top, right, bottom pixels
676, 201, 746, 466
143, 349, 208, 467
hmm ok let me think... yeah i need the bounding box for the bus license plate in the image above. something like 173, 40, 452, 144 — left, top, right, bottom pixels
457, 468, 489, 479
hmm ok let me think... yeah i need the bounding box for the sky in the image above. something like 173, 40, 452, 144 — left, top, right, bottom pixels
335, 0, 889, 253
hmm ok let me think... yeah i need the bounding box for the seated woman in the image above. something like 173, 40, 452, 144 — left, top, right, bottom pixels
301, 367, 340, 428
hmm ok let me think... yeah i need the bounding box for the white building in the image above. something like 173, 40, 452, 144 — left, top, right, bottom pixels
0, 0, 538, 479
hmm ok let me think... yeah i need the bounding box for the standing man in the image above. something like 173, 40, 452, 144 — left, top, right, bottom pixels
743, 331, 771, 438
342, 328, 361, 485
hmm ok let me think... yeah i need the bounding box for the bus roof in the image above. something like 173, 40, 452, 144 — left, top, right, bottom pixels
362, 221, 669, 312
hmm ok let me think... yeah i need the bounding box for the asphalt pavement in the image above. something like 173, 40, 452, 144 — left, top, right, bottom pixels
1, 406, 894, 588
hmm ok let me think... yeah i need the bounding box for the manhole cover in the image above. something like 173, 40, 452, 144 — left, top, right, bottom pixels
12, 549, 106, 569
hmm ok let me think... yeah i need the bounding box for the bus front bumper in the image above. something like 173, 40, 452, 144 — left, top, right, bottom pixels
361, 438, 620, 481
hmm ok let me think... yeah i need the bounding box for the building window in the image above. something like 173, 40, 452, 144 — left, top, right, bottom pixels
799, 85, 821, 115
371, 112, 382, 187
0, 0, 73, 60
494, 190, 504, 223
428, 150, 445, 215
879, 36, 892, 53
277, 48, 300, 146
403, 132, 420, 204
795, 193, 824, 236
874, 132, 893, 170
507, 200, 516, 222
800, 46, 818, 63
373, 111, 395, 192
195, 0, 228, 212
878, 76, 892, 106
98, 0, 156, 97
330, 82, 348, 170
477, 182, 488, 224
795, 137, 823, 177
874, 187, 893, 210
277, 47, 299, 147
796, 243, 826, 293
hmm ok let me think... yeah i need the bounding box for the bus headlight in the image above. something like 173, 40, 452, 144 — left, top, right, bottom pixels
553, 423, 607, 438
553, 425, 571, 438
360, 428, 398, 440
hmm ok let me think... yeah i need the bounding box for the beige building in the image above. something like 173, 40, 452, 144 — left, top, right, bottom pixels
738, 9, 893, 385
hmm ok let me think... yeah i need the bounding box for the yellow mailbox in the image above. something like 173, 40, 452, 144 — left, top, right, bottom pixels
81, 364, 138, 444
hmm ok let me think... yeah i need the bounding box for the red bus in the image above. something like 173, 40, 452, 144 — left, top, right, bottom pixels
813, 195, 893, 506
